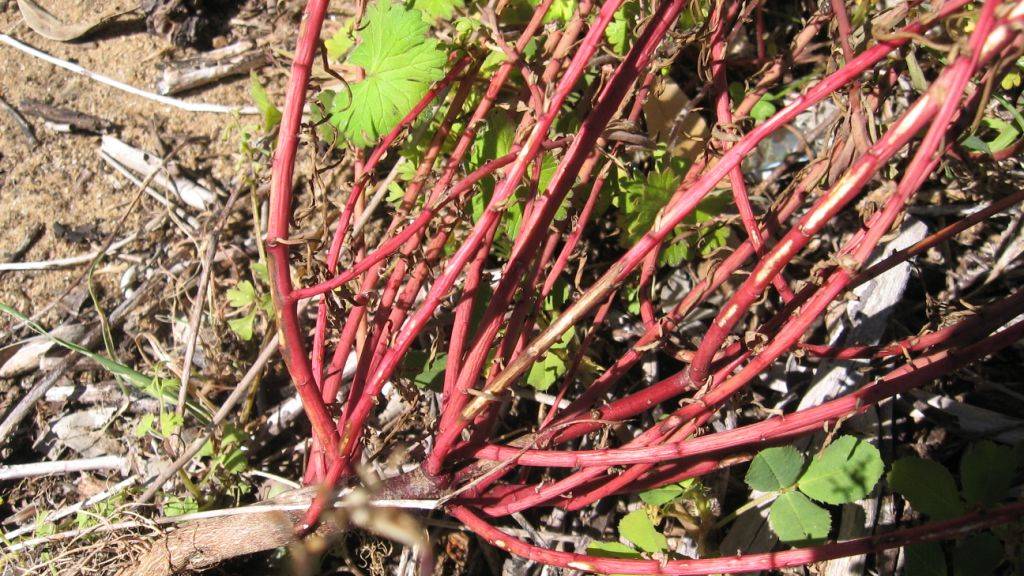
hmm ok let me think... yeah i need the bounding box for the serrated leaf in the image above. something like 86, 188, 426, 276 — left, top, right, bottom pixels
33, 513, 56, 537
228, 311, 257, 341
470, 110, 516, 170
614, 163, 726, 268
798, 436, 883, 505
250, 262, 269, 284
769, 491, 831, 545
746, 446, 805, 492
888, 456, 964, 520
905, 542, 947, 576
659, 240, 690, 267
133, 413, 155, 438
616, 168, 677, 247
413, 0, 464, 21
960, 440, 1017, 506
249, 72, 281, 132
952, 532, 1004, 576
329, 2, 446, 147
325, 22, 354, 60
605, 1, 639, 55
639, 483, 685, 506
226, 281, 257, 308
453, 16, 480, 40
159, 411, 184, 437
618, 509, 667, 554
527, 0, 577, 22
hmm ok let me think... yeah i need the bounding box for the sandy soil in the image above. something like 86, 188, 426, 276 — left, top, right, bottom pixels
0, 1, 280, 317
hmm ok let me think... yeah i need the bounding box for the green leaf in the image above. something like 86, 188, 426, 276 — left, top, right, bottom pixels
616, 168, 678, 248
586, 541, 642, 559
33, 512, 57, 537
527, 0, 576, 22
660, 240, 691, 268
226, 281, 257, 308
249, 72, 281, 132
412, 0, 464, 21
325, 22, 355, 60
453, 16, 481, 40
639, 483, 685, 506
745, 446, 805, 492
134, 413, 155, 438
961, 117, 1020, 154
798, 436, 884, 505
1001, 70, 1021, 91
250, 262, 269, 284
952, 532, 1004, 576
470, 110, 516, 169
769, 491, 831, 545
613, 162, 726, 268
400, 350, 448, 390
213, 424, 249, 473
960, 440, 1017, 506
162, 495, 199, 517
329, 1, 446, 147
727, 81, 745, 103
228, 311, 257, 341
526, 349, 567, 392
311, 90, 341, 144
750, 97, 777, 122
159, 411, 184, 437
618, 509, 668, 554
587, 541, 643, 576
198, 439, 215, 457
525, 327, 574, 391
605, 1, 639, 55
888, 456, 964, 520
904, 542, 947, 576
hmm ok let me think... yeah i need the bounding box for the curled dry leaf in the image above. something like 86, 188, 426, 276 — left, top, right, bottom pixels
17, 0, 126, 42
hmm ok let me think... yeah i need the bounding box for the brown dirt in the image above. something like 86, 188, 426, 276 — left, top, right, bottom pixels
0, 0, 278, 318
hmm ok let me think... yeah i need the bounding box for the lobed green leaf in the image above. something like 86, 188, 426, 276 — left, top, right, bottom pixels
329, 1, 446, 147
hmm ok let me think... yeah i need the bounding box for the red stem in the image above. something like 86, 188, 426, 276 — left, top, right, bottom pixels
450, 501, 1024, 575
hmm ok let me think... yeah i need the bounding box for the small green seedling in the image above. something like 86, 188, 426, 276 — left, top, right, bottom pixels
225, 263, 274, 342
587, 479, 711, 575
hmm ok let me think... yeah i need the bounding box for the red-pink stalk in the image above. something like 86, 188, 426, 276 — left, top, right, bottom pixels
450, 501, 1024, 575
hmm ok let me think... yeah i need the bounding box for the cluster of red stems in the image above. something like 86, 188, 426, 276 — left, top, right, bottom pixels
265, 0, 1024, 572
